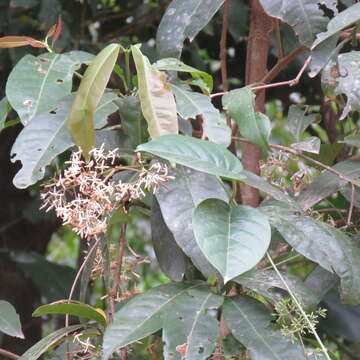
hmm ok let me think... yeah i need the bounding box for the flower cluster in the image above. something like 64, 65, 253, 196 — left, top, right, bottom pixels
40, 145, 174, 239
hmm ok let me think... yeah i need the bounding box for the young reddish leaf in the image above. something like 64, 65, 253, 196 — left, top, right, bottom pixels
24, 37, 46, 48
52, 15, 63, 44
46, 24, 57, 39
0, 36, 44, 48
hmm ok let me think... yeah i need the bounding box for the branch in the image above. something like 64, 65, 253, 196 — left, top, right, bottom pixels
0, 348, 20, 360
220, 0, 229, 94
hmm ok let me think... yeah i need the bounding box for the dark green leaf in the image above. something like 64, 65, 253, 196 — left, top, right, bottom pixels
288, 105, 317, 141
67, 44, 120, 158
343, 134, 360, 147
151, 197, 188, 281
92, 92, 118, 129
223, 296, 305, 359
156, 166, 228, 278
193, 199, 271, 283
131, 45, 178, 138
222, 88, 270, 152
33, 301, 106, 327
0, 97, 10, 132
18, 325, 83, 360
0, 300, 24, 338
136, 135, 245, 181
156, 0, 224, 58
171, 84, 231, 147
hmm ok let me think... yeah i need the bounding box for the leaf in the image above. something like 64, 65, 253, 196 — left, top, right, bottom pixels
162, 287, 223, 360
223, 296, 305, 360
11, 94, 117, 189
234, 269, 318, 310
6, 51, 94, 125
171, 84, 231, 147
92, 92, 118, 129
222, 88, 270, 153
0, 301, 24, 338
312, 2, 360, 49
151, 197, 188, 281
0, 97, 11, 132
102, 282, 206, 360
156, 166, 228, 278
131, 45, 178, 139
0, 36, 44, 48
287, 105, 317, 141
154, 58, 213, 93
259, 0, 328, 47
193, 199, 271, 283
33, 301, 106, 327
116, 96, 148, 148
156, 0, 225, 58
291, 136, 321, 154
18, 324, 83, 360
297, 159, 360, 209
136, 135, 245, 181
343, 134, 360, 147
261, 205, 360, 305
67, 44, 120, 158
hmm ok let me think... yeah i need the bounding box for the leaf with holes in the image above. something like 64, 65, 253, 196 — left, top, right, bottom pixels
171, 84, 231, 147
0, 301, 24, 338
193, 199, 271, 283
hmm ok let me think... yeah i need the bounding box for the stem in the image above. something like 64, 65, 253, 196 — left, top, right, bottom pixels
274, 19, 284, 59
124, 50, 131, 92
347, 184, 355, 225
0, 348, 20, 360
220, 0, 229, 95
267, 253, 331, 360
262, 253, 301, 271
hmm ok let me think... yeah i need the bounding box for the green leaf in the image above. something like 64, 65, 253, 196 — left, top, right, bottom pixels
156, 166, 228, 278
0, 97, 11, 132
151, 197, 188, 281
291, 137, 321, 154
102, 282, 205, 360
222, 88, 270, 152
136, 134, 245, 181
193, 199, 271, 283
259, 0, 328, 47
162, 287, 223, 360
234, 269, 318, 310
131, 45, 178, 139
116, 96, 148, 148
6, 51, 94, 125
156, 0, 224, 58
343, 134, 360, 147
297, 159, 360, 210
0, 300, 24, 338
261, 205, 360, 305
33, 301, 106, 327
312, 2, 360, 49
18, 324, 83, 360
288, 105, 317, 141
171, 84, 231, 147
92, 92, 118, 129
223, 296, 305, 359
67, 44, 120, 158
154, 58, 213, 93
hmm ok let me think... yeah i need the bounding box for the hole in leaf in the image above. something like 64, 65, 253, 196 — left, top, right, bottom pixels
56, 79, 64, 83
50, 110, 56, 114
197, 345, 204, 353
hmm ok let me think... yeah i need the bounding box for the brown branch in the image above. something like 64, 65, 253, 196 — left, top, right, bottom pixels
274, 19, 284, 59
0, 348, 20, 360
220, 0, 230, 94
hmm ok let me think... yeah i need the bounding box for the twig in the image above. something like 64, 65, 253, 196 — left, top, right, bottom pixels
347, 183, 355, 225
220, 0, 230, 94
232, 136, 360, 187
0, 348, 20, 360
274, 19, 284, 59
317, 208, 347, 214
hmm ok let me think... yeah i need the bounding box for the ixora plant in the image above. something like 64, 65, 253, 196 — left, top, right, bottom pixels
3, 0, 360, 359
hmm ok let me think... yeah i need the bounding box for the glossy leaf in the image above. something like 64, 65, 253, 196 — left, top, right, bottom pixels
6, 51, 94, 125
18, 324, 83, 360
291, 136, 321, 154
259, 0, 328, 47
171, 84, 231, 147
162, 286, 223, 360
67, 44, 120, 158
234, 269, 318, 310
0, 97, 10, 132
136, 135, 245, 181
156, 166, 228, 278
288, 105, 317, 141
193, 199, 271, 283
151, 197, 188, 281
156, 0, 224, 58
312, 2, 360, 49
33, 301, 106, 327
0, 301, 24, 338
155, 58, 213, 93
0, 35, 44, 48
116, 96, 148, 147
223, 296, 305, 359
102, 282, 205, 360
261, 205, 360, 305
222, 88, 270, 152
131, 45, 178, 139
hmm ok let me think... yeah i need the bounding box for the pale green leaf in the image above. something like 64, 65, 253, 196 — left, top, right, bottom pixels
343, 134, 360, 147
67, 44, 120, 158
288, 105, 317, 141
291, 136, 321, 154
136, 135, 245, 181
193, 199, 271, 283
0, 300, 24, 338
171, 84, 231, 147
131, 45, 178, 139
